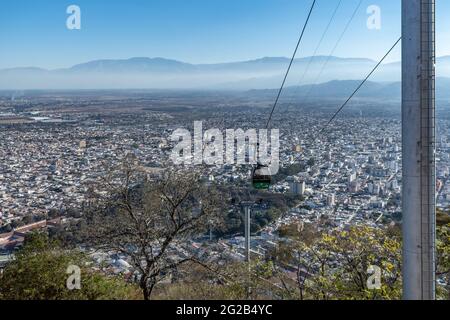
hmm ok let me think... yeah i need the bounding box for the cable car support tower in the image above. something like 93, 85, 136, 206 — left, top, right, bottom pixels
402, 0, 436, 300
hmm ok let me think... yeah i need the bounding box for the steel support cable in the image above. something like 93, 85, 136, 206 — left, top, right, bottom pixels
319, 36, 402, 134
302, 0, 363, 102
266, 0, 317, 129
296, 0, 343, 88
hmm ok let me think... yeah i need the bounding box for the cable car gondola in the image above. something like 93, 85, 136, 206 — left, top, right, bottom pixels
248, 0, 316, 191
252, 163, 272, 190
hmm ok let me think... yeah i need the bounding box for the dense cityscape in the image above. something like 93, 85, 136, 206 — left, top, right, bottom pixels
0, 91, 449, 290
1, 0, 450, 313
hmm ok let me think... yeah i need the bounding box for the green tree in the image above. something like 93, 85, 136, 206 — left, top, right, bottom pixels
154, 259, 278, 300
0, 233, 139, 300
437, 223, 450, 299
437, 209, 450, 226
273, 225, 402, 300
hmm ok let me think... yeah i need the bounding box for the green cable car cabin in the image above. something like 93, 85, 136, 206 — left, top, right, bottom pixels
252, 164, 272, 190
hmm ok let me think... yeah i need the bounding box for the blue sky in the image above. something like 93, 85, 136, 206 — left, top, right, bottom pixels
0, 0, 449, 69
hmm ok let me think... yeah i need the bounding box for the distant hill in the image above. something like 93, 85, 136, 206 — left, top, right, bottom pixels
68, 57, 197, 73
248, 77, 450, 101
0, 56, 450, 90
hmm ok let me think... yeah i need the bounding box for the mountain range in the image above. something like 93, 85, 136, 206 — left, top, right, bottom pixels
247, 77, 450, 101
1, 56, 450, 93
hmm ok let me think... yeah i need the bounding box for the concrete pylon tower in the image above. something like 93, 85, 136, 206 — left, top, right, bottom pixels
241, 202, 252, 263
402, 0, 436, 300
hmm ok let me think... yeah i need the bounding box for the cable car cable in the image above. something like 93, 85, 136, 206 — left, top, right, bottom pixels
265, 0, 317, 130
319, 36, 402, 134
302, 0, 363, 102
254, 0, 316, 190
296, 0, 343, 88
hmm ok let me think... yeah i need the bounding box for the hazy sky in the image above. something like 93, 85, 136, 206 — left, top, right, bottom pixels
1, 0, 449, 69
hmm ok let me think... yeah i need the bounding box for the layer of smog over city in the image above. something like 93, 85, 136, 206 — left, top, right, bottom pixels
0, 0, 449, 310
